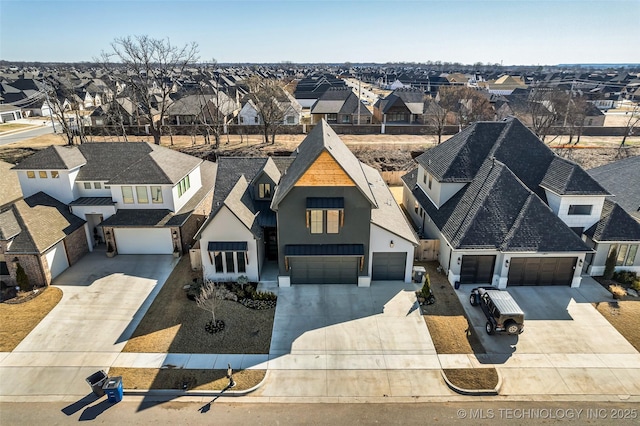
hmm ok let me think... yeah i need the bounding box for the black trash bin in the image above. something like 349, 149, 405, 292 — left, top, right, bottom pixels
103, 376, 123, 403
86, 370, 108, 397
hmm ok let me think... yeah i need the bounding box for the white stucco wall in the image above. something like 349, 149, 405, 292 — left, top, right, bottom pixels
17, 168, 80, 204
76, 182, 112, 198
544, 191, 605, 231
416, 167, 465, 208
199, 206, 260, 282
172, 166, 203, 212
369, 224, 415, 283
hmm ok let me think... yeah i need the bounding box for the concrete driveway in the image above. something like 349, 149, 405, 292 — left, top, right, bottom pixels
455, 277, 640, 396
253, 282, 455, 399
0, 251, 177, 400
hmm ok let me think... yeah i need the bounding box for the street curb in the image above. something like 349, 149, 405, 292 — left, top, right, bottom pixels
122, 369, 269, 398
440, 368, 502, 396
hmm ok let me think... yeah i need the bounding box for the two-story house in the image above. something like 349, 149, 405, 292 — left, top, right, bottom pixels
402, 117, 615, 288
196, 120, 418, 286
13, 142, 216, 257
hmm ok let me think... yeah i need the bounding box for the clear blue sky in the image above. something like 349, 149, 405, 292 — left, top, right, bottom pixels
1, 0, 638, 65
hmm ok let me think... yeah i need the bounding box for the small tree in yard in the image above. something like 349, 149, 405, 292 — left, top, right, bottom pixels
604, 247, 617, 280
196, 279, 225, 333
15, 263, 31, 292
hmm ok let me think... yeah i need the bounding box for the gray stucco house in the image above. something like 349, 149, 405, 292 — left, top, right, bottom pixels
196, 120, 418, 286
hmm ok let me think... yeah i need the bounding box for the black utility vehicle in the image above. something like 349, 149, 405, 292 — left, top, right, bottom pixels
470, 287, 525, 335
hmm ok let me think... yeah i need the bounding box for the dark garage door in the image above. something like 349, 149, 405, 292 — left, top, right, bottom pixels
508, 257, 576, 286
460, 255, 496, 284
290, 256, 359, 284
372, 252, 407, 280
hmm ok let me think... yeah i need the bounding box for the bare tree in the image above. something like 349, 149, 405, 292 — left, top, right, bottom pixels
246, 76, 286, 144
42, 78, 87, 145
196, 280, 224, 325
620, 104, 640, 148
448, 87, 494, 127
424, 97, 449, 144
564, 95, 591, 145
100, 35, 199, 145
526, 86, 565, 142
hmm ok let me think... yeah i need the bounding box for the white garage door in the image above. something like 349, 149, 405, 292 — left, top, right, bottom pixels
45, 241, 69, 280
114, 228, 173, 254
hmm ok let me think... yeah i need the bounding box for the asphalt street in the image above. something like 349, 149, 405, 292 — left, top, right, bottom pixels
0, 123, 54, 146
1, 401, 638, 425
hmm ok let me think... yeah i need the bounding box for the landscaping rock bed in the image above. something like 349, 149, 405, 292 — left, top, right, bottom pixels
240, 298, 277, 310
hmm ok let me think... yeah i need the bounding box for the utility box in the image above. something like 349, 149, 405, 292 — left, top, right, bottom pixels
102, 376, 123, 403
412, 266, 426, 283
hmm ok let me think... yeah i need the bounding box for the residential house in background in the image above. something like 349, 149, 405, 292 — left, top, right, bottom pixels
402, 117, 610, 288
373, 88, 429, 124
310, 87, 372, 125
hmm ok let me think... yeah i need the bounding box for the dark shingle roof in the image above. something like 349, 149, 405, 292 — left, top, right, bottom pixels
379, 88, 426, 115
541, 156, 609, 196
588, 155, 640, 222
99, 209, 173, 227
271, 120, 376, 209
13, 145, 87, 170
584, 200, 640, 242
404, 159, 591, 252
6, 192, 86, 254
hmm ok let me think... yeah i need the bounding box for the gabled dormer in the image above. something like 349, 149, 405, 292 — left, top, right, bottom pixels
13, 145, 87, 204
540, 156, 610, 233
250, 157, 281, 201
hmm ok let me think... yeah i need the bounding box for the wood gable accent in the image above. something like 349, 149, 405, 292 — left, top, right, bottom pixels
294, 150, 355, 187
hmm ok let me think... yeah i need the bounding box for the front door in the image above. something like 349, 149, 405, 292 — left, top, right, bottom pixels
265, 227, 278, 261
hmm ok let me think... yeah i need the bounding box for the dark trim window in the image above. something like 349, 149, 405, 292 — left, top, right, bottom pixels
259, 183, 271, 199
307, 209, 343, 234
225, 252, 235, 273
237, 252, 246, 273
214, 252, 223, 273
568, 205, 593, 215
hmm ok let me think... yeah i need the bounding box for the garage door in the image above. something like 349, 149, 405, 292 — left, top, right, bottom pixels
113, 228, 173, 254
45, 240, 69, 280
290, 256, 358, 284
372, 252, 406, 280
508, 257, 576, 286
459, 255, 496, 284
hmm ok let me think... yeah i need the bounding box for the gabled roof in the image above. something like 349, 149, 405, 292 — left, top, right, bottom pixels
585, 200, 640, 242
13, 145, 87, 170
588, 155, 640, 222
6, 192, 86, 254
0, 160, 22, 209
541, 156, 609, 196
363, 164, 418, 244
270, 120, 377, 209
379, 88, 426, 115
222, 175, 261, 237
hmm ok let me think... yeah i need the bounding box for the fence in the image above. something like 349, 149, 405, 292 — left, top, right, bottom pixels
415, 239, 439, 261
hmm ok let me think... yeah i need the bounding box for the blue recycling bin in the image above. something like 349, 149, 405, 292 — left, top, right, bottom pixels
102, 376, 123, 403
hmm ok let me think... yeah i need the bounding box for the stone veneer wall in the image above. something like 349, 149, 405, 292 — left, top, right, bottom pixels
64, 226, 89, 266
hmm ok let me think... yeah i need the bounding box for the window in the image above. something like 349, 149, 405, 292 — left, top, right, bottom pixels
177, 175, 191, 197
84, 182, 91, 189
259, 183, 271, 199
94, 182, 101, 189
27, 171, 35, 179
151, 186, 163, 203
423, 173, 427, 184
310, 210, 323, 234
237, 252, 246, 273
327, 210, 340, 234
136, 186, 149, 203
307, 209, 342, 234
254, 116, 258, 124
214, 252, 223, 273
225, 252, 235, 273
626, 245, 638, 266
414, 201, 419, 214
326, 113, 337, 122
286, 116, 295, 124
568, 205, 593, 215
616, 244, 628, 266
104, 183, 110, 189
341, 115, 351, 123
51, 171, 59, 179
240, 116, 244, 124
39, 171, 48, 179
122, 186, 134, 204
428, 175, 432, 190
